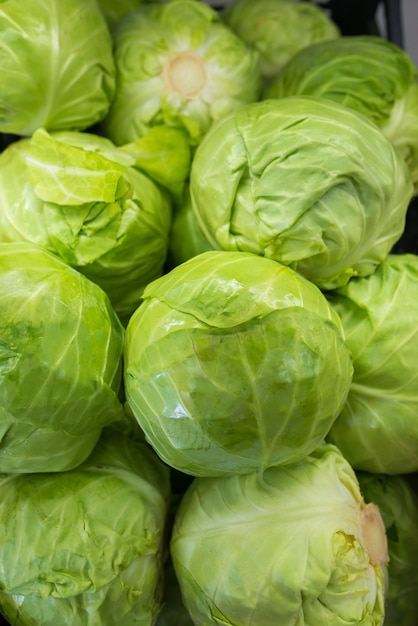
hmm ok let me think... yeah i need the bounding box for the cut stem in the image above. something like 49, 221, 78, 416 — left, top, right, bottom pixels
164, 52, 207, 100
360, 503, 389, 567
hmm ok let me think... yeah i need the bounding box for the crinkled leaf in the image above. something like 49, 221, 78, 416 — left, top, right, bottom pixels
190, 97, 413, 289
25, 128, 126, 205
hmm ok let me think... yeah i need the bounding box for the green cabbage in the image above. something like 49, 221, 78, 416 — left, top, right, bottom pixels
357, 472, 418, 626
190, 97, 414, 290
267, 35, 418, 190
0, 0, 115, 136
124, 250, 353, 477
102, 0, 261, 147
0, 242, 125, 473
0, 128, 177, 324
0, 428, 171, 625
222, 0, 339, 83
170, 443, 388, 625
327, 254, 418, 474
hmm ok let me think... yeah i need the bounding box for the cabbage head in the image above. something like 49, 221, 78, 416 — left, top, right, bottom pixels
327, 254, 418, 474
190, 97, 414, 290
0, 242, 125, 473
170, 443, 388, 626
222, 0, 339, 83
357, 472, 418, 626
102, 0, 261, 147
124, 250, 353, 477
267, 36, 418, 190
0, 0, 116, 136
0, 128, 177, 325
0, 427, 171, 626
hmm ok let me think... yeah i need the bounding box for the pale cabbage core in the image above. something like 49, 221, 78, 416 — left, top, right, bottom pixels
164, 52, 208, 99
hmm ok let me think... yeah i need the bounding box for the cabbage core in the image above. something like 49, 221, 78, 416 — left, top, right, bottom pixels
361, 503, 389, 567
164, 52, 208, 99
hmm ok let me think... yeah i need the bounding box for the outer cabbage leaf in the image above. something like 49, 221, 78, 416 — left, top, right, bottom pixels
190, 97, 414, 290
0, 128, 173, 324
0, 428, 171, 626
124, 250, 353, 477
170, 443, 388, 626
327, 254, 418, 474
382, 81, 418, 193
222, 0, 339, 83
120, 126, 192, 200
0, 0, 115, 135
102, 0, 261, 147
357, 472, 418, 626
0, 242, 125, 473
26, 130, 127, 205
267, 35, 418, 191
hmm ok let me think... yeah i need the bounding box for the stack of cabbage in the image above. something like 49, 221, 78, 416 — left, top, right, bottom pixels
0, 0, 418, 625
